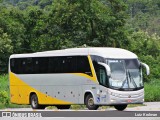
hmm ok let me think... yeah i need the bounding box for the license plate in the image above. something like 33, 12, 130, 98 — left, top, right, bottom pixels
127, 100, 132, 103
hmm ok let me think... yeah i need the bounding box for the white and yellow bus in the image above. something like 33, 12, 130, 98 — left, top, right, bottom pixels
9, 47, 150, 110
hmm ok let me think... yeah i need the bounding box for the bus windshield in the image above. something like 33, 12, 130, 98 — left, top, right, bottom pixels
107, 59, 143, 90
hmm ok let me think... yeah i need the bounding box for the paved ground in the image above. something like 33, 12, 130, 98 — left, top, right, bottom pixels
0, 102, 160, 120
126, 102, 160, 111
1, 102, 160, 111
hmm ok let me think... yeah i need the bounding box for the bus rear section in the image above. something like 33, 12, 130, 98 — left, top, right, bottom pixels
9, 55, 99, 109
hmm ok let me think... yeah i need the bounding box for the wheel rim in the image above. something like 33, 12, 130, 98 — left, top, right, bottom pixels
32, 97, 37, 108
88, 98, 94, 107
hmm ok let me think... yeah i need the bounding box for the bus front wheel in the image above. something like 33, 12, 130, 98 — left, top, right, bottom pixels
114, 104, 127, 111
85, 94, 99, 110
30, 94, 45, 109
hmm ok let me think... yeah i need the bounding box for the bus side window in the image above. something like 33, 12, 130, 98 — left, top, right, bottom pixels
63, 56, 77, 73
93, 61, 108, 87
10, 58, 26, 74
55, 57, 63, 73
31, 57, 49, 74
10, 59, 15, 73
26, 58, 33, 74
99, 66, 107, 86
39, 57, 48, 73
48, 57, 55, 73
21, 58, 26, 74
33, 57, 40, 74
77, 56, 92, 76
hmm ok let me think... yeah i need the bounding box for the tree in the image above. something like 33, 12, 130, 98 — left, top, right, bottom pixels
127, 31, 160, 81
24, 6, 49, 52
0, 6, 25, 53
126, 0, 160, 35
44, 0, 128, 49
0, 28, 13, 73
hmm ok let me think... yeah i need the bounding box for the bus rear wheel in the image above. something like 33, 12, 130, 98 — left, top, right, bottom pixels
85, 94, 99, 110
114, 104, 127, 111
56, 105, 71, 109
30, 94, 45, 109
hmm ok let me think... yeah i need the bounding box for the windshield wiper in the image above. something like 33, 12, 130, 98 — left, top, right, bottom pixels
128, 70, 137, 88
121, 70, 129, 88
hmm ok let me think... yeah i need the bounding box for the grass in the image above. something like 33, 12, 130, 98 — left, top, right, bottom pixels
0, 74, 9, 92
71, 105, 86, 110
0, 103, 30, 109
127, 104, 145, 108
144, 79, 160, 102
46, 106, 57, 109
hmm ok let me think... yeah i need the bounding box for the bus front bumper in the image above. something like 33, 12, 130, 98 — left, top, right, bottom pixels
95, 88, 144, 105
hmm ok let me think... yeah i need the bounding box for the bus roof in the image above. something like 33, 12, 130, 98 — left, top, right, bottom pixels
10, 47, 138, 59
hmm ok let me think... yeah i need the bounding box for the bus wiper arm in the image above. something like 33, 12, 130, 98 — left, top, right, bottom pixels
128, 70, 137, 88
121, 70, 129, 88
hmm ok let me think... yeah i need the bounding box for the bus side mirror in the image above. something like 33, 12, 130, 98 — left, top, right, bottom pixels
140, 62, 150, 75
98, 62, 111, 77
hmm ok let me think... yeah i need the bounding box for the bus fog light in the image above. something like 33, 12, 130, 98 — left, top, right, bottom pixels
111, 99, 116, 102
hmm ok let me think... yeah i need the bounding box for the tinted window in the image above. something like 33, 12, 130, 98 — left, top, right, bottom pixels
10, 56, 92, 76
63, 56, 77, 73
93, 64, 108, 87
34, 57, 48, 73
48, 57, 77, 73
125, 59, 140, 69
91, 55, 105, 78
91, 55, 105, 63
23, 58, 33, 74
99, 66, 107, 86
77, 56, 92, 76
91, 55, 108, 87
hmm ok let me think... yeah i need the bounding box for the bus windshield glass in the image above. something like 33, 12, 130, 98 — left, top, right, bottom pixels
107, 59, 143, 90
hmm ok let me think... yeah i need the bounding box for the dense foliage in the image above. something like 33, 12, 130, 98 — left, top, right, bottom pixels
0, 0, 159, 82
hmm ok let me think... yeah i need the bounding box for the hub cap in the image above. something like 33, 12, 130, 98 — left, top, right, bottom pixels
32, 98, 37, 108
88, 98, 94, 107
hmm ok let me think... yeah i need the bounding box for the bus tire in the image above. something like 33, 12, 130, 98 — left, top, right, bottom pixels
85, 94, 99, 110
114, 104, 127, 111
56, 105, 71, 109
30, 94, 45, 109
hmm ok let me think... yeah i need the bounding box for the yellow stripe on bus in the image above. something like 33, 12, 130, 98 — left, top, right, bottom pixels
9, 72, 72, 105
88, 55, 98, 83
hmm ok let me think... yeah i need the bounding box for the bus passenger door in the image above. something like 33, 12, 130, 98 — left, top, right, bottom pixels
97, 65, 108, 104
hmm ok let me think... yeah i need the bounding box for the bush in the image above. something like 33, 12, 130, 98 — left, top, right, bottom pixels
144, 80, 160, 102
0, 90, 9, 105
0, 75, 10, 106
